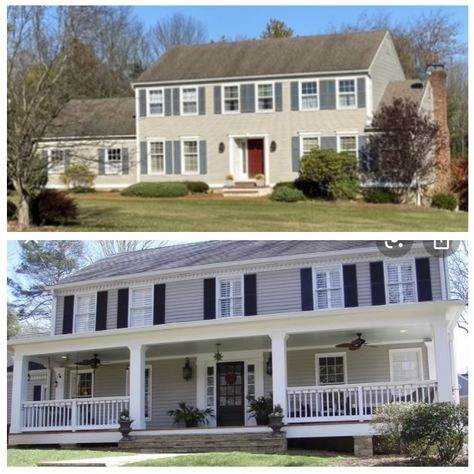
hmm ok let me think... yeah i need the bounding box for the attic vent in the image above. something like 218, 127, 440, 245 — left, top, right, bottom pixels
411, 82, 424, 89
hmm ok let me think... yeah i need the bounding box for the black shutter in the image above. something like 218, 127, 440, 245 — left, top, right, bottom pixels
370, 262, 386, 305
62, 295, 74, 334
300, 268, 314, 311
343, 264, 358, 307
95, 291, 108, 331
153, 284, 166, 325
203, 278, 216, 320
117, 288, 129, 328
244, 274, 257, 316
33, 385, 42, 401
415, 258, 433, 302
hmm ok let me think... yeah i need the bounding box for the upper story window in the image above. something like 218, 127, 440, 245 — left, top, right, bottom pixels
300, 80, 319, 110
223, 85, 240, 113
385, 260, 416, 304
74, 293, 96, 333
49, 149, 66, 174
338, 136, 357, 157
338, 79, 356, 108
148, 140, 165, 174
148, 89, 164, 116
314, 266, 343, 309
301, 135, 320, 156
106, 148, 122, 175
182, 139, 199, 174
257, 83, 274, 112
181, 87, 198, 115
218, 277, 243, 318
129, 286, 153, 327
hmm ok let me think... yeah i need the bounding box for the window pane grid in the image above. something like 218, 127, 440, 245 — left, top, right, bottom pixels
318, 356, 345, 385
301, 81, 319, 109
386, 262, 415, 304
338, 79, 356, 108
50, 149, 65, 173
224, 86, 239, 112
182, 88, 197, 114
183, 140, 199, 173
315, 268, 343, 309
257, 84, 274, 110
218, 278, 243, 318
75, 294, 95, 333
106, 148, 122, 175
149, 141, 164, 173
339, 136, 357, 157
302, 137, 319, 155
130, 287, 153, 327
148, 89, 163, 115
77, 373, 92, 397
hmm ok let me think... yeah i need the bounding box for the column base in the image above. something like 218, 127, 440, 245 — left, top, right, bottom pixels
353, 436, 373, 457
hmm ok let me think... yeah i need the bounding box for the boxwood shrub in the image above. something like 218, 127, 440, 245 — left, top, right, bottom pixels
271, 186, 305, 202
363, 187, 400, 204
183, 181, 209, 194
122, 182, 188, 198
431, 193, 457, 211
273, 181, 296, 190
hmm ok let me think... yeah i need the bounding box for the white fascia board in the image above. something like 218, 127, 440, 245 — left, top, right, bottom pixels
38, 135, 136, 143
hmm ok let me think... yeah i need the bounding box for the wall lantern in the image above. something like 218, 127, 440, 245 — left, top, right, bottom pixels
54, 373, 62, 388
182, 358, 193, 381
266, 354, 273, 376
27, 372, 31, 382
214, 343, 223, 362
218, 142, 225, 153
270, 141, 277, 152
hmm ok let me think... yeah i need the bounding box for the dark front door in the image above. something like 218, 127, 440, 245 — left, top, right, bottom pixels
216, 361, 245, 426
247, 139, 264, 177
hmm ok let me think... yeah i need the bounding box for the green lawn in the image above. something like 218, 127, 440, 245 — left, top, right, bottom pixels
7, 448, 131, 467
125, 451, 348, 467
12, 192, 467, 231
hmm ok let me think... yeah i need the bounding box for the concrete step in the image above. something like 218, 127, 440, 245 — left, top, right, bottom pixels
234, 181, 257, 188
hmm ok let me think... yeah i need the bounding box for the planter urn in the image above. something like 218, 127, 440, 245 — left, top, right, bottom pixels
268, 414, 284, 433
119, 419, 133, 440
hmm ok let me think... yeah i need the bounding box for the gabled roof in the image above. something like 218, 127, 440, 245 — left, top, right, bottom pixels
378, 80, 428, 110
136, 30, 388, 84
43, 97, 135, 139
57, 241, 377, 285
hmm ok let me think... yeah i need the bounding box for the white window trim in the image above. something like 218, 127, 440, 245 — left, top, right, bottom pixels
128, 285, 154, 328
336, 77, 358, 110
315, 352, 348, 386
73, 292, 96, 334
383, 258, 418, 305
389, 348, 424, 382
105, 146, 123, 176
337, 135, 359, 158
48, 148, 67, 175
216, 274, 245, 319
180, 86, 199, 116
255, 81, 275, 113
222, 83, 241, 114
147, 138, 166, 175
298, 79, 320, 111
299, 133, 321, 159
180, 137, 200, 175
125, 364, 152, 421
146, 87, 165, 117
71, 368, 94, 398
312, 265, 345, 310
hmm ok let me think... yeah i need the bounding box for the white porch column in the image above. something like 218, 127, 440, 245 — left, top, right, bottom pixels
10, 353, 29, 433
270, 332, 288, 419
129, 344, 147, 430
449, 331, 460, 404
431, 323, 454, 402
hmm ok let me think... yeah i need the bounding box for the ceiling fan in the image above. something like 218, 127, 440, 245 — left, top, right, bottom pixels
335, 333, 378, 351
74, 353, 103, 370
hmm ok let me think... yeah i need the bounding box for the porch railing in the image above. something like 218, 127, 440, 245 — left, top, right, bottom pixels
21, 396, 129, 432
286, 381, 437, 423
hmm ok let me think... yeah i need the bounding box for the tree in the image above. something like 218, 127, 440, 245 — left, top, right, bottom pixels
87, 240, 169, 262
7, 305, 21, 339
8, 241, 85, 327
261, 19, 294, 39
367, 98, 440, 204
149, 13, 207, 58
449, 241, 468, 332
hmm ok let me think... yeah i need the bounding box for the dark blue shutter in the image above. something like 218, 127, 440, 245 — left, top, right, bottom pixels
95, 291, 108, 331
140, 141, 147, 174
415, 258, 433, 302
275, 82, 283, 112
320, 80, 336, 110
164, 88, 172, 116
204, 278, 216, 320
117, 288, 129, 329
98, 148, 105, 175
320, 136, 337, 150
64, 149, 71, 167
291, 136, 300, 172
214, 86, 221, 114
172, 88, 180, 115
358, 136, 369, 172
370, 262, 386, 305
139, 89, 147, 117
153, 284, 166, 325
33, 385, 42, 401
240, 84, 255, 113
173, 141, 181, 174
122, 148, 129, 175
357, 77, 366, 108
198, 87, 206, 115
199, 140, 207, 175
165, 141, 173, 174
343, 265, 358, 307
62, 295, 74, 334
290, 81, 299, 111
300, 268, 314, 311
244, 274, 257, 316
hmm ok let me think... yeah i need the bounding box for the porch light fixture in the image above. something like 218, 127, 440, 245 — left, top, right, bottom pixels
214, 343, 223, 362
218, 142, 225, 153
270, 141, 277, 152
54, 373, 62, 388
27, 373, 31, 381
266, 354, 273, 376
182, 358, 193, 381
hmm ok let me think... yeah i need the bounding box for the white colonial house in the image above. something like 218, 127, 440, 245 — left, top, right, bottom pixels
7, 241, 463, 454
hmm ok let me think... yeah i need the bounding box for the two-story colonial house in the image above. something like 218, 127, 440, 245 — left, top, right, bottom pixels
7, 241, 463, 455
42, 29, 446, 192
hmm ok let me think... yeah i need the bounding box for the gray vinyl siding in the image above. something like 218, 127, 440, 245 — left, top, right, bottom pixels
257, 268, 301, 315
107, 289, 118, 329
93, 364, 127, 397
166, 279, 204, 323
55, 296, 64, 335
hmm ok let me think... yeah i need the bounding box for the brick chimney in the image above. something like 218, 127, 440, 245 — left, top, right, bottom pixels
427, 64, 451, 192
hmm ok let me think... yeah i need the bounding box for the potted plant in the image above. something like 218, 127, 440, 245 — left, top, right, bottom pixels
247, 395, 273, 425
268, 404, 284, 433
118, 410, 133, 440
255, 173, 265, 187
225, 174, 234, 187
167, 401, 214, 428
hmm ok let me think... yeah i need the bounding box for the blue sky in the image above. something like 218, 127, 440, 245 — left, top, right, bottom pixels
133, 5, 468, 46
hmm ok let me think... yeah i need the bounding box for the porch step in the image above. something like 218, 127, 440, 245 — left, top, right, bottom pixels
119, 431, 286, 454
222, 186, 272, 198
234, 181, 257, 188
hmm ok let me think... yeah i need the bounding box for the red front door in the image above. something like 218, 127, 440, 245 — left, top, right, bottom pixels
247, 139, 264, 177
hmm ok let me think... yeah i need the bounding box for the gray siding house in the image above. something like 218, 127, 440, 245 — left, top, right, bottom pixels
8, 241, 463, 454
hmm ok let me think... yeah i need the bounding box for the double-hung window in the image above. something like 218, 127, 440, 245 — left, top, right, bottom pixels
148, 89, 164, 116
385, 261, 416, 304
338, 79, 356, 108
314, 266, 344, 309
339, 136, 358, 157
106, 148, 122, 175
223, 85, 239, 112
76, 371, 93, 397
181, 87, 198, 115
301, 136, 320, 157
74, 293, 96, 333
149, 141, 165, 174
129, 286, 153, 327
316, 353, 346, 385
182, 140, 199, 174
390, 349, 422, 382
300, 80, 319, 110
257, 83, 274, 111
217, 277, 243, 318
49, 149, 66, 174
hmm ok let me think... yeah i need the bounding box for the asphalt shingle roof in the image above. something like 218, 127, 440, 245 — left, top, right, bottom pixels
378, 80, 427, 111
58, 241, 377, 285
136, 30, 388, 83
